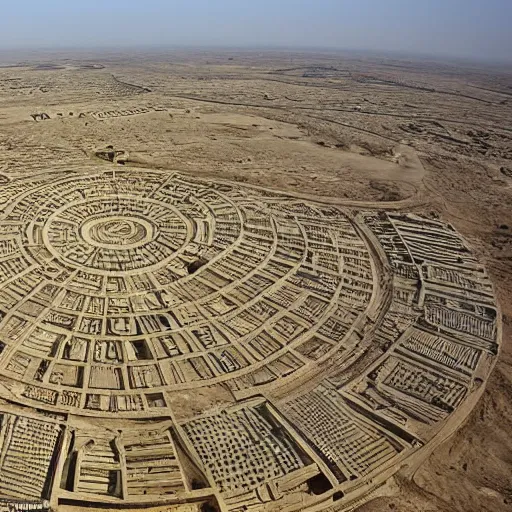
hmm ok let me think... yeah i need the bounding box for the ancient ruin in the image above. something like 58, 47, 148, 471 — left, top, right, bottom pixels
0, 167, 500, 512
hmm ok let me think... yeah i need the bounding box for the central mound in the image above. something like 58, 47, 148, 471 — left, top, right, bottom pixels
81, 216, 155, 248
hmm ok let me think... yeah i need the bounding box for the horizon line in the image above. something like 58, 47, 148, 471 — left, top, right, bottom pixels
0, 43, 511, 68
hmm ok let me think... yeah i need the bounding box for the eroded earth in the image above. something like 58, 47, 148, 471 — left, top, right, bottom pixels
0, 49, 509, 512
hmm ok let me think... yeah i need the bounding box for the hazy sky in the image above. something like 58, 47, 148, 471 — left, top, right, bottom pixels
1, 0, 511, 62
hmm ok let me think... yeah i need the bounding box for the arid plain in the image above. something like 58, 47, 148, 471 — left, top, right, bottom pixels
0, 49, 510, 512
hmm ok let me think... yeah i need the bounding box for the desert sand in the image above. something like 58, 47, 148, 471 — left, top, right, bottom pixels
0, 49, 509, 512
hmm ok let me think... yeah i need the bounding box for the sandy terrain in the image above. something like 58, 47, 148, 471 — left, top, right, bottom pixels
0, 49, 510, 511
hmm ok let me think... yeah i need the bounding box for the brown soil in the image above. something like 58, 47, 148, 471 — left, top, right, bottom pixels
0, 48, 511, 511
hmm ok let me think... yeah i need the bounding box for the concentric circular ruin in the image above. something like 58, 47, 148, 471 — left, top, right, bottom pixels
0, 168, 500, 512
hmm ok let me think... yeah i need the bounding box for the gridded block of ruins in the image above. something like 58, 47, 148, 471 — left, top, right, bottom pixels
280, 384, 415, 483
0, 410, 63, 503
182, 400, 331, 511
58, 420, 212, 504
341, 212, 499, 435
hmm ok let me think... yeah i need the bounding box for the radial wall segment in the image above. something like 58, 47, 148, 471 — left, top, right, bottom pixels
0, 169, 500, 512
